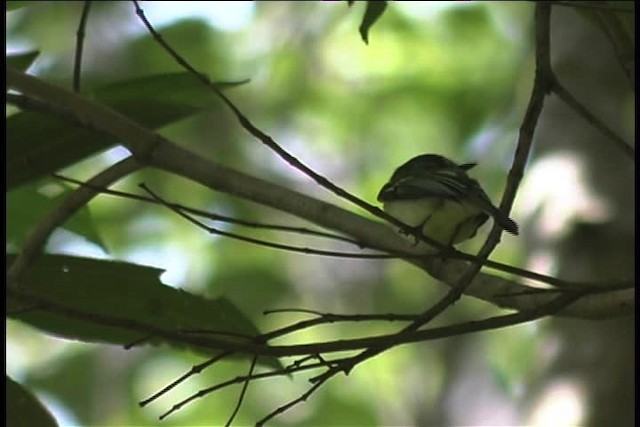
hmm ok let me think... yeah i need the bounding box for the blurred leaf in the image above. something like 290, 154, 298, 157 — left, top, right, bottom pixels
359, 1, 388, 44
487, 327, 540, 396
90, 72, 250, 107
7, 179, 107, 252
7, 254, 281, 369
6, 1, 34, 11
6, 50, 40, 71
6, 375, 58, 427
6, 100, 196, 190
7, 72, 247, 190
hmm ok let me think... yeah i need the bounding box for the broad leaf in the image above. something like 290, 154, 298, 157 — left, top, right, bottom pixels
357, 1, 388, 45
6, 100, 196, 190
6, 1, 34, 11
91, 72, 249, 108
6, 375, 58, 427
7, 254, 280, 369
7, 179, 107, 252
7, 72, 247, 190
6, 50, 40, 72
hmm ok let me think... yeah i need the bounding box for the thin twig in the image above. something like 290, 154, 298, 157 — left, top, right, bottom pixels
73, 1, 92, 93
291, 2, 557, 400
7, 156, 142, 284
308, 289, 583, 388
256, 381, 325, 426
10, 67, 613, 313
129, 0, 452, 252
552, 79, 634, 158
10, 283, 613, 359
56, 173, 626, 291
158, 358, 330, 420
138, 183, 392, 259
225, 355, 258, 427
140, 351, 234, 407
263, 307, 417, 322
53, 173, 364, 246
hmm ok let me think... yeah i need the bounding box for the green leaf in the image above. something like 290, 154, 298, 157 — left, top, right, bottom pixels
6, 50, 40, 72
6, 100, 197, 190
7, 72, 247, 190
7, 179, 108, 252
6, 375, 58, 427
90, 72, 250, 108
7, 254, 280, 369
359, 1, 388, 44
6, 1, 34, 11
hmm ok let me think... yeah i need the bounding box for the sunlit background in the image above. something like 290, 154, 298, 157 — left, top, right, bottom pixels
7, 1, 634, 426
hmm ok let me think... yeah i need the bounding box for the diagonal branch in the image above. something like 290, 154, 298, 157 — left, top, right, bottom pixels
7, 156, 142, 284
6, 66, 632, 318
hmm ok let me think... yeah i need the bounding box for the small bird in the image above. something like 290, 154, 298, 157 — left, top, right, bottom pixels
377, 154, 518, 246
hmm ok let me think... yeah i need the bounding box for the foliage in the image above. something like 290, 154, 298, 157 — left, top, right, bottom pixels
6, 1, 634, 426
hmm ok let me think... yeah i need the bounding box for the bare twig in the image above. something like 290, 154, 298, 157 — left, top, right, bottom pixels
226, 355, 258, 427
551, 80, 634, 157
140, 351, 234, 407
54, 173, 363, 246
58, 173, 598, 290
258, 9, 557, 420
261, 291, 584, 424
8, 67, 630, 316
128, 0, 453, 252
9, 284, 612, 359
256, 381, 325, 426
263, 308, 417, 322
73, 1, 92, 93
138, 183, 392, 259
158, 358, 329, 420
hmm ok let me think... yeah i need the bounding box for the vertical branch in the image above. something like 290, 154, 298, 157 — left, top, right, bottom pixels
504, 2, 553, 213
73, 1, 93, 93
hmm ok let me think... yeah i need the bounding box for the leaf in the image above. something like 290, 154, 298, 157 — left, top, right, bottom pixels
6, 50, 40, 72
7, 179, 108, 252
90, 72, 250, 108
6, 1, 34, 11
7, 254, 281, 369
359, 1, 388, 44
6, 375, 58, 427
7, 72, 247, 190
6, 101, 197, 190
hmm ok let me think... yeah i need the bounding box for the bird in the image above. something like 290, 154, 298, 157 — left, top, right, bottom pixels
377, 154, 518, 246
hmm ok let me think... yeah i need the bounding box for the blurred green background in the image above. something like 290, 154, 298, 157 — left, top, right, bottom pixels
6, 1, 634, 426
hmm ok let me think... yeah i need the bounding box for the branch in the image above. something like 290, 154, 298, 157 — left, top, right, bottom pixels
6, 67, 632, 318
73, 1, 92, 92
551, 79, 634, 158
7, 157, 142, 284
8, 285, 632, 359
54, 173, 363, 246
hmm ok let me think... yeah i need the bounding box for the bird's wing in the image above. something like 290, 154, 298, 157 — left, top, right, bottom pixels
379, 170, 519, 235
378, 169, 469, 201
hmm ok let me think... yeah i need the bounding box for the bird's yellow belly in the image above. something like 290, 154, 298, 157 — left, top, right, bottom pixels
383, 199, 486, 245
